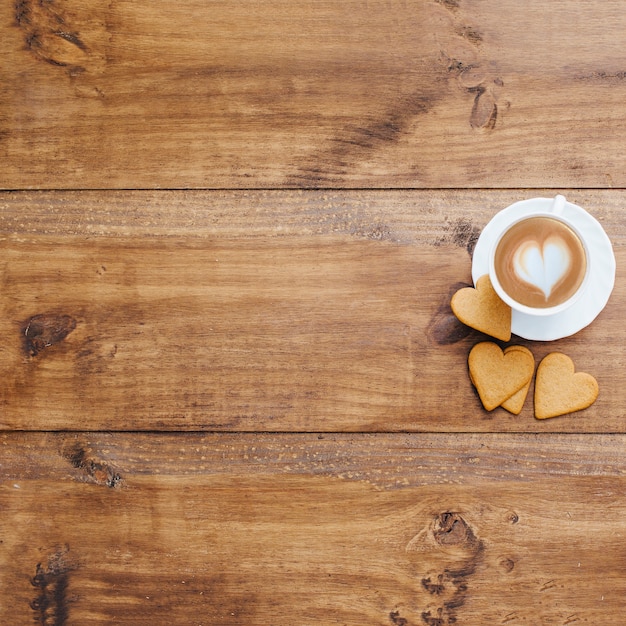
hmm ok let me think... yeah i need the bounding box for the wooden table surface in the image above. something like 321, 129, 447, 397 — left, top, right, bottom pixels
2, 1, 626, 624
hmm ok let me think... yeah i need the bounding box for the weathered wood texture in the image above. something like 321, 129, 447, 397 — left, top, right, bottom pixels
1, 190, 623, 431
3, 1, 626, 189
1, 432, 625, 625
3, 1, 626, 622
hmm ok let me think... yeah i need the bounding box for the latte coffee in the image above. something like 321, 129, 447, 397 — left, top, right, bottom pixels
493, 216, 587, 309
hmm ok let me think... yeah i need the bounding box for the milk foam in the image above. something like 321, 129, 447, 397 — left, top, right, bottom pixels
494, 216, 587, 310
512, 235, 571, 298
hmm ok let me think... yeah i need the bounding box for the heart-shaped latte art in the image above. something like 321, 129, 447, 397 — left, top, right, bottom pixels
513, 235, 571, 298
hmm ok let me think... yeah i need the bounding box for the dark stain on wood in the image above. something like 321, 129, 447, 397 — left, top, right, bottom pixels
429, 311, 471, 345
15, 0, 90, 73
575, 70, 626, 82
390, 609, 410, 625
288, 94, 435, 186
435, 217, 481, 257
422, 573, 446, 595
435, 0, 460, 12
30, 547, 75, 626
421, 607, 445, 626
62, 441, 122, 488
420, 512, 485, 625
22, 314, 77, 357
461, 219, 481, 254
285, 0, 500, 186
457, 25, 483, 45
427, 282, 472, 346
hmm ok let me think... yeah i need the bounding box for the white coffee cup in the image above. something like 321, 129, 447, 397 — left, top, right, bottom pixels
488, 195, 592, 317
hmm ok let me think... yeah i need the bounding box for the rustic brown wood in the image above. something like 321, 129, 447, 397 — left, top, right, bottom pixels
2, 1, 626, 189
1, 432, 626, 625
3, 0, 626, 622
1, 190, 623, 432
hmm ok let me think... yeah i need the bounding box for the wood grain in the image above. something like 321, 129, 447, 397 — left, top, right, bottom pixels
3, 1, 626, 620
1, 190, 623, 432
1, 432, 625, 625
2, 1, 626, 188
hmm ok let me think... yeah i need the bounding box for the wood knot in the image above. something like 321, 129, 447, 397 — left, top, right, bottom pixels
62, 441, 122, 488
498, 556, 515, 573
506, 511, 519, 524
469, 83, 499, 130
433, 512, 474, 547
408, 513, 485, 625
22, 313, 77, 356
15, 0, 108, 80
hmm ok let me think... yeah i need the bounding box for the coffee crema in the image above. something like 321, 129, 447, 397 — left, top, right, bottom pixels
493, 216, 587, 309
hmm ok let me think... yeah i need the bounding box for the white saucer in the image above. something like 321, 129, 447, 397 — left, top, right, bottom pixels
472, 197, 615, 341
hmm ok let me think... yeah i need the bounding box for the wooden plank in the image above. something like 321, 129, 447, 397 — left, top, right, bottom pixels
1, 189, 623, 432
1, 431, 626, 624
2, 1, 626, 189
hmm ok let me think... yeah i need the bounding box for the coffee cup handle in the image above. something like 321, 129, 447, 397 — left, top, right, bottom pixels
550, 194, 566, 216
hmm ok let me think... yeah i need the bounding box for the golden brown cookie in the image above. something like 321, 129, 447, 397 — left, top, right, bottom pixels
451, 274, 511, 342
500, 345, 534, 414
534, 352, 599, 419
468, 342, 535, 411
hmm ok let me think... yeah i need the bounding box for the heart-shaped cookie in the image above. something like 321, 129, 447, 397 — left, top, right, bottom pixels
468, 342, 535, 411
534, 352, 599, 419
468, 345, 533, 414
500, 345, 534, 415
451, 274, 511, 341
